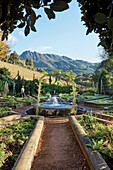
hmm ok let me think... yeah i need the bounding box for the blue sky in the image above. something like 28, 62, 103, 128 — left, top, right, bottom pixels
8, 0, 102, 63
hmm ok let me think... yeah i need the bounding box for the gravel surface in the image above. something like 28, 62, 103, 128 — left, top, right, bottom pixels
31, 117, 90, 170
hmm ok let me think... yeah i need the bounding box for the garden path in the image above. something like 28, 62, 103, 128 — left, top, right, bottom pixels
12, 105, 34, 115
31, 117, 90, 170
13, 105, 103, 170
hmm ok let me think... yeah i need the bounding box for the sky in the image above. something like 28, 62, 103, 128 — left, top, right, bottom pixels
7, 0, 103, 63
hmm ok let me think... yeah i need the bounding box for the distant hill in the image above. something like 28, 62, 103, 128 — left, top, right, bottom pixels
20, 51, 99, 74
0, 61, 46, 80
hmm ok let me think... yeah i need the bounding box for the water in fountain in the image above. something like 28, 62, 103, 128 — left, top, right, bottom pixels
34, 95, 77, 116
39, 96, 73, 108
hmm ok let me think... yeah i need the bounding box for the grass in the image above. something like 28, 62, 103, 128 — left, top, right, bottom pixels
0, 61, 48, 81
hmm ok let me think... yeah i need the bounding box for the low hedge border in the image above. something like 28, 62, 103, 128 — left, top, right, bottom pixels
69, 116, 110, 170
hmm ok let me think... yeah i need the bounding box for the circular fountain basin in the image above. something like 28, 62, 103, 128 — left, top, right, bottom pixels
34, 102, 77, 116
34, 96, 77, 116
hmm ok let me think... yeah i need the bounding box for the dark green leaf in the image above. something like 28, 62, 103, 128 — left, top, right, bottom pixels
43, 0, 51, 5
31, 25, 37, 32
18, 22, 25, 28
50, 1, 69, 12
44, 8, 55, 19
27, 19, 31, 26
36, 15, 41, 19
0, 4, 2, 19
54, 0, 72, 3
94, 13, 107, 24
24, 25, 30, 36
108, 17, 113, 29
86, 27, 93, 35
2, 33, 5, 41
25, 5, 31, 15
30, 10, 37, 25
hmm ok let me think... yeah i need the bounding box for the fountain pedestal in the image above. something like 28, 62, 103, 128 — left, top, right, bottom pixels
34, 96, 77, 116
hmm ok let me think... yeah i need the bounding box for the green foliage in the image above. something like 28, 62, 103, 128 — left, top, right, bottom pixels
0, 106, 13, 118
79, 115, 113, 158
0, 0, 72, 40
8, 51, 20, 64
77, 0, 113, 54
0, 117, 37, 169
25, 58, 34, 67
0, 80, 5, 92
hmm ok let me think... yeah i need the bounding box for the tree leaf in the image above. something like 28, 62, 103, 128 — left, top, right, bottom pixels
31, 25, 37, 32
25, 5, 31, 15
18, 22, 25, 28
24, 25, 30, 36
94, 13, 107, 24
0, 4, 2, 19
54, 0, 72, 3
108, 17, 113, 29
43, 0, 51, 5
50, 1, 69, 12
36, 15, 41, 19
30, 9, 37, 25
44, 8, 55, 19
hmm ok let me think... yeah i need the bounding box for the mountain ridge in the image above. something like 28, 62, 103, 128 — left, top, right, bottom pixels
20, 50, 99, 74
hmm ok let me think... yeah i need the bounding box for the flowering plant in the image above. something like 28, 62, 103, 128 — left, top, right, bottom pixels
79, 115, 113, 158
0, 117, 37, 169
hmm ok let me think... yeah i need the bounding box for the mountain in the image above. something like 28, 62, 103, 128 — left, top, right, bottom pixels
20, 51, 99, 74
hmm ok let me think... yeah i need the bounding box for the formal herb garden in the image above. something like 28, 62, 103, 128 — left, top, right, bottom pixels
78, 114, 113, 168
0, 107, 13, 118
0, 117, 37, 169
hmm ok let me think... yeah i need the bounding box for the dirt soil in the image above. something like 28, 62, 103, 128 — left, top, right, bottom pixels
31, 117, 90, 170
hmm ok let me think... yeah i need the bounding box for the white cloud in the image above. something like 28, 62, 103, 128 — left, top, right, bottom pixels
18, 31, 25, 37
37, 46, 53, 52
7, 34, 18, 44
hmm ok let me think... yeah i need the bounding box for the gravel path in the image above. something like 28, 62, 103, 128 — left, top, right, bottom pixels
13, 104, 103, 170
31, 117, 90, 170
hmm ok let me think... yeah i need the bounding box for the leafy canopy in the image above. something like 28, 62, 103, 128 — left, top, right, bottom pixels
77, 0, 113, 54
0, 0, 72, 40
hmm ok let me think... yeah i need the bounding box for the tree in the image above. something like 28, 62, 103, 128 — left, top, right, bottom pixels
0, 33, 10, 61
50, 69, 62, 85
25, 58, 34, 67
0, 0, 72, 40
99, 69, 112, 94
0, 67, 11, 79
77, 0, 113, 54
8, 51, 20, 64
62, 70, 76, 85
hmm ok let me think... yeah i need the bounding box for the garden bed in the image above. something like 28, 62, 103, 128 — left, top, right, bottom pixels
0, 116, 44, 169
0, 113, 22, 124
91, 112, 113, 121
0, 96, 36, 109
69, 115, 112, 169
84, 98, 113, 108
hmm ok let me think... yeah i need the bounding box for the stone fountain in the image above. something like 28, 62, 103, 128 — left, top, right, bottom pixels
34, 96, 77, 116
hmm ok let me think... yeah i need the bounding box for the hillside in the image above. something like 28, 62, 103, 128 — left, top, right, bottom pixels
20, 51, 99, 74
0, 61, 47, 81
0, 61, 87, 88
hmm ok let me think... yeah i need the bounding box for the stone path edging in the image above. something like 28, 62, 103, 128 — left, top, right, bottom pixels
0, 114, 22, 124
69, 116, 110, 170
12, 116, 44, 170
